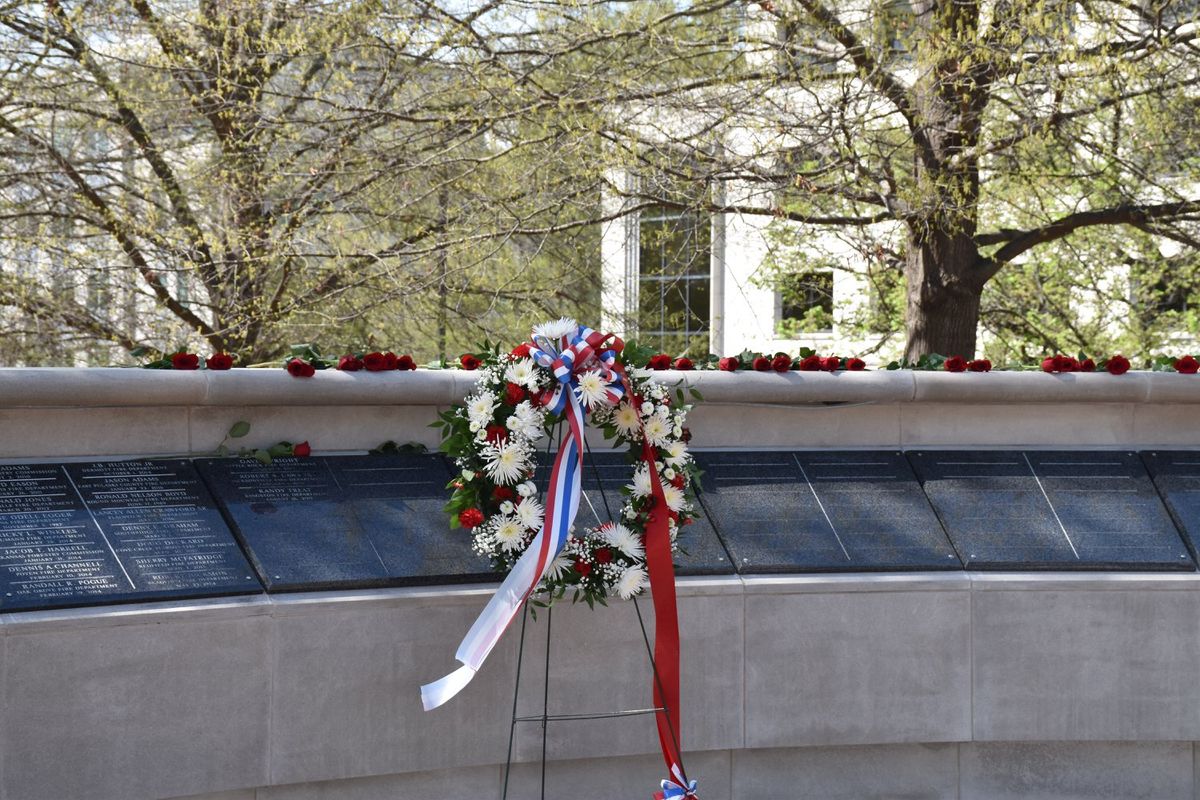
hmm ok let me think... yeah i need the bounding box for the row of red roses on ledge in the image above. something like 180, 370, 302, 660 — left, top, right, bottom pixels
155, 349, 1200, 375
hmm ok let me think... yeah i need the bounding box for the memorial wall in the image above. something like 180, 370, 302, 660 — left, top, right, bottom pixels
0, 368, 1198, 799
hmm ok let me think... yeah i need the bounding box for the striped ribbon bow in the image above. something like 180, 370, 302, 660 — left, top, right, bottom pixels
656, 763, 700, 799
420, 322, 625, 712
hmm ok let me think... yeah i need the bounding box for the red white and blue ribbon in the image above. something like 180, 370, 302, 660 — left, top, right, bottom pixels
657, 763, 700, 799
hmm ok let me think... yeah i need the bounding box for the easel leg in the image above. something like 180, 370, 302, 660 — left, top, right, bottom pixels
501, 602, 530, 800
540, 603, 553, 800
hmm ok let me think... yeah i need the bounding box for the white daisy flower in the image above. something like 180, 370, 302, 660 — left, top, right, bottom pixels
601, 522, 644, 560
516, 497, 544, 531
663, 440, 690, 467
483, 439, 529, 485
493, 515, 525, 552
642, 413, 671, 447
532, 317, 578, 341
467, 391, 497, 428
504, 358, 537, 389
629, 463, 653, 498
574, 370, 612, 409
500, 500, 514, 515
663, 483, 685, 512
517, 480, 537, 498
612, 402, 641, 438
616, 565, 648, 599
641, 402, 654, 417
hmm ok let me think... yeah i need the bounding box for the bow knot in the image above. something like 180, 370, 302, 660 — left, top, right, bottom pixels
528, 323, 624, 415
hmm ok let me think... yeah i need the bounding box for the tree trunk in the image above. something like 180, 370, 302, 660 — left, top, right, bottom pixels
903, 228, 984, 360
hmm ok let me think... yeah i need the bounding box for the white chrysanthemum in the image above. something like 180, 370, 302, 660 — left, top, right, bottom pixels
508, 401, 545, 441
504, 358, 538, 390
602, 522, 644, 560
663, 440, 690, 467
616, 565, 648, 600
613, 402, 641, 438
575, 370, 611, 409
516, 497, 544, 531
467, 391, 497, 428
532, 317, 578, 341
663, 483, 685, 512
493, 516, 525, 552
642, 413, 671, 447
629, 463, 652, 498
483, 439, 529, 485
543, 553, 574, 581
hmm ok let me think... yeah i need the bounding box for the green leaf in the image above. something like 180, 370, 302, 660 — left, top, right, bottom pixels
228, 420, 251, 439
252, 449, 272, 466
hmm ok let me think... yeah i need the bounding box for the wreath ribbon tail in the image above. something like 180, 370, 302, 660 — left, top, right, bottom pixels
421, 394, 585, 712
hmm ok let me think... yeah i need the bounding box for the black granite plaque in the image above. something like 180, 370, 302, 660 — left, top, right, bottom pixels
0, 459, 260, 611
908, 450, 1192, 570
694, 450, 959, 572
195, 454, 492, 590
1141, 451, 1200, 564
537, 451, 734, 575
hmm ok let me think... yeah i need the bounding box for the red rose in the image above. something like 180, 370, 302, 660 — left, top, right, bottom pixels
206, 352, 233, 370
1079, 358, 1096, 372
1041, 357, 1056, 373
797, 354, 822, 371
1053, 354, 1078, 372
573, 558, 592, 577
845, 357, 866, 371
647, 353, 673, 370
363, 352, 388, 371
485, 424, 507, 444
396, 354, 416, 371
821, 356, 840, 371
459, 508, 484, 529
1174, 355, 1199, 374
673, 357, 694, 371
752, 356, 771, 371
337, 355, 363, 371
717, 356, 740, 371
493, 486, 515, 502
943, 356, 967, 372
172, 352, 200, 370
594, 547, 613, 564
292, 441, 311, 458
504, 382, 526, 405
286, 358, 315, 377
771, 353, 793, 372
1106, 354, 1131, 375
382, 352, 399, 370
967, 359, 992, 372
511, 343, 532, 358
459, 354, 481, 370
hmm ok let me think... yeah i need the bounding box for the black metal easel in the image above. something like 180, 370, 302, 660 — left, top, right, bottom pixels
499, 436, 687, 800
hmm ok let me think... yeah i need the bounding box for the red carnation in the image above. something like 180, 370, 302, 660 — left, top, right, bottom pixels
286, 358, 315, 378
396, 354, 416, 371
459, 508, 484, 529
673, 357, 695, 371
967, 359, 992, 372
771, 353, 793, 372
821, 356, 840, 371
797, 354, 822, 371
1080, 358, 1096, 372
1106, 354, 1131, 375
171, 352, 200, 370
594, 547, 613, 564
718, 356, 740, 371
292, 441, 311, 458
943, 356, 967, 373
845, 357, 866, 371
751, 356, 771, 371
647, 353, 673, 370
493, 486, 515, 502
670, 473, 686, 489
504, 382, 526, 405
485, 424, 507, 444
459, 354, 481, 370
573, 558, 592, 577
206, 352, 233, 370
511, 343, 532, 358
363, 352, 388, 372
337, 355, 363, 372
1174, 355, 1199, 374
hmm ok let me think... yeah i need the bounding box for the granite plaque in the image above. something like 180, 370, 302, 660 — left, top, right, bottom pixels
195, 454, 492, 590
908, 450, 1192, 569
0, 459, 260, 611
538, 451, 734, 575
1141, 451, 1200, 564
694, 450, 959, 572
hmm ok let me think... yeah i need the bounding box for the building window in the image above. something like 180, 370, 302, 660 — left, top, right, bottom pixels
778, 270, 833, 337
637, 207, 710, 353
